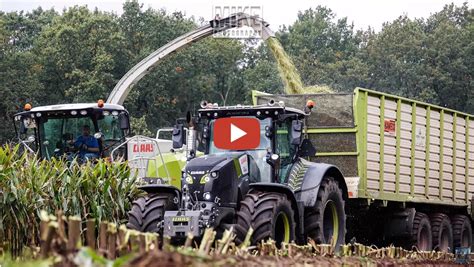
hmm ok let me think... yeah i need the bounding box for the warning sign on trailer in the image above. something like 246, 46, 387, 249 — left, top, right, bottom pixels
384, 119, 396, 135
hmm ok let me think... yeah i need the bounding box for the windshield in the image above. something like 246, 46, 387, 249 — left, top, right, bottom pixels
209, 117, 272, 182
38, 113, 124, 159
97, 115, 122, 140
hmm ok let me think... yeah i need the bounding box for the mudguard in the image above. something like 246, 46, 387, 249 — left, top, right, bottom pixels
293, 160, 348, 207
138, 184, 181, 200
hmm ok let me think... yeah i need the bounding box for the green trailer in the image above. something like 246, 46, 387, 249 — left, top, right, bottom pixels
254, 87, 474, 251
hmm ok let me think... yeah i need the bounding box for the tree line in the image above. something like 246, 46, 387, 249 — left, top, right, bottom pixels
0, 1, 472, 142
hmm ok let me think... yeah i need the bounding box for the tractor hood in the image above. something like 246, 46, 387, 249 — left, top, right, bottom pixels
183, 152, 249, 205
185, 153, 233, 171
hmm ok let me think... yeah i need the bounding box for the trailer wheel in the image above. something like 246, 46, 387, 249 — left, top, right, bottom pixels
126, 193, 177, 233
411, 212, 432, 251
452, 214, 472, 249
430, 213, 453, 252
304, 177, 346, 248
234, 191, 295, 246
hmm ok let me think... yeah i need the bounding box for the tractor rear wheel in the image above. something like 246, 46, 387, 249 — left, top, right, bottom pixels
126, 193, 177, 233
234, 190, 295, 246
411, 212, 432, 251
430, 213, 453, 252
304, 177, 346, 248
452, 214, 472, 249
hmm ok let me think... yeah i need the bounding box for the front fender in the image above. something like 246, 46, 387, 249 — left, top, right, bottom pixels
295, 162, 347, 207
138, 184, 181, 200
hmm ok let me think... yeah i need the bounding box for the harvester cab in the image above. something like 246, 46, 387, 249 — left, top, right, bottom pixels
13, 101, 130, 161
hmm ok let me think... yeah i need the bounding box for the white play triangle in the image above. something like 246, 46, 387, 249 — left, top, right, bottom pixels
230, 123, 247, 142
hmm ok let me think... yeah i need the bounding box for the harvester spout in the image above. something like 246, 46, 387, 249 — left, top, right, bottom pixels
107, 13, 275, 105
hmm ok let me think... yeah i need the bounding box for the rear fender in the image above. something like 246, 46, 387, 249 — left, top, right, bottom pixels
296, 162, 348, 207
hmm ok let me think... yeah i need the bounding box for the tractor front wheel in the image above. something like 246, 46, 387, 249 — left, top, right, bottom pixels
234, 190, 295, 246
126, 193, 177, 234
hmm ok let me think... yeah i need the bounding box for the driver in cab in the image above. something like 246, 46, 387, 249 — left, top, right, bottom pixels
73, 125, 99, 160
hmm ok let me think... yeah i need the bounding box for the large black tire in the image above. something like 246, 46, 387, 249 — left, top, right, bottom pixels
452, 214, 472, 249
430, 213, 453, 252
304, 177, 346, 248
411, 212, 432, 251
126, 193, 177, 233
234, 191, 295, 246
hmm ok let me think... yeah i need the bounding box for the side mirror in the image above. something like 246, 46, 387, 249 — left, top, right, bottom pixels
119, 113, 130, 130
298, 138, 316, 157
290, 120, 303, 145
172, 123, 185, 149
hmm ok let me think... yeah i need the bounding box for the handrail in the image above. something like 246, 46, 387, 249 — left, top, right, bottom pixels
111, 135, 170, 179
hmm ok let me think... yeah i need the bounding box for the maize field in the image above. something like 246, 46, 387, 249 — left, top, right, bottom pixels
0, 145, 141, 257
0, 145, 467, 266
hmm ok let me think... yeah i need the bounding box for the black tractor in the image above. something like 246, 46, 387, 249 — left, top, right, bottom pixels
127, 100, 348, 247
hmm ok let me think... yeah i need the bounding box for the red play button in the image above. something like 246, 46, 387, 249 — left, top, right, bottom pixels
214, 118, 260, 150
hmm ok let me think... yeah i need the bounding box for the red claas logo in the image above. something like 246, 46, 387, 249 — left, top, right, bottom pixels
132, 143, 154, 153
214, 118, 260, 150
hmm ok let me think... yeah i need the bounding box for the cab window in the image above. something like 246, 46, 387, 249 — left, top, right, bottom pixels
275, 119, 297, 182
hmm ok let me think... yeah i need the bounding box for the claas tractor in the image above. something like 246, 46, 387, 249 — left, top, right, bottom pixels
126, 99, 348, 247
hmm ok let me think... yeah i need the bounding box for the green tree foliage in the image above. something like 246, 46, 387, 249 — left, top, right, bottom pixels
0, 2, 472, 143
277, 4, 473, 111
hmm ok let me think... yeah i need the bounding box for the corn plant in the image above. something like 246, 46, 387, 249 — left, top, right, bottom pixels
0, 144, 140, 256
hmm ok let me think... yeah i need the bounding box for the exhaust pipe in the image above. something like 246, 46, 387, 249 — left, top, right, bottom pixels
186, 111, 197, 160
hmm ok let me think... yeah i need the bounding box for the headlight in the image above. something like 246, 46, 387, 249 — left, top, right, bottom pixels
210, 171, 218, 178
80, 110, 87, 115
185, 174, 193, 184
200, 174, 210, 184
203, 192, 211, 200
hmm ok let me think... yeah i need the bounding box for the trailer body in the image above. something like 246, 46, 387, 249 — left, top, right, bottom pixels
254, 88, 474, 212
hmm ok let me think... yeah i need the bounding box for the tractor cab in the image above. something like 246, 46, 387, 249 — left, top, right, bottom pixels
13, 101, 130, 161
187, 101, 315, 185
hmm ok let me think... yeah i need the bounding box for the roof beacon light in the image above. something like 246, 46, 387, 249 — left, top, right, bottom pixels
24, 103, 32, 111
98, 99, 104, 108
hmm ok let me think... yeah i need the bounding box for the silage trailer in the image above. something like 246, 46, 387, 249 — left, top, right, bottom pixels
252, 87, 474, 251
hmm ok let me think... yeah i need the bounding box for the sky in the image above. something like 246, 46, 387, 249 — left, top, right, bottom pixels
1, 0, 472, 31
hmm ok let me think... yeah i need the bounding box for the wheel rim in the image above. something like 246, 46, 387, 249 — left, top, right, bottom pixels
461, 228, 470, 247
275, 212, 290, 244
323, 200, 339, 245
419, 226, 430, 251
